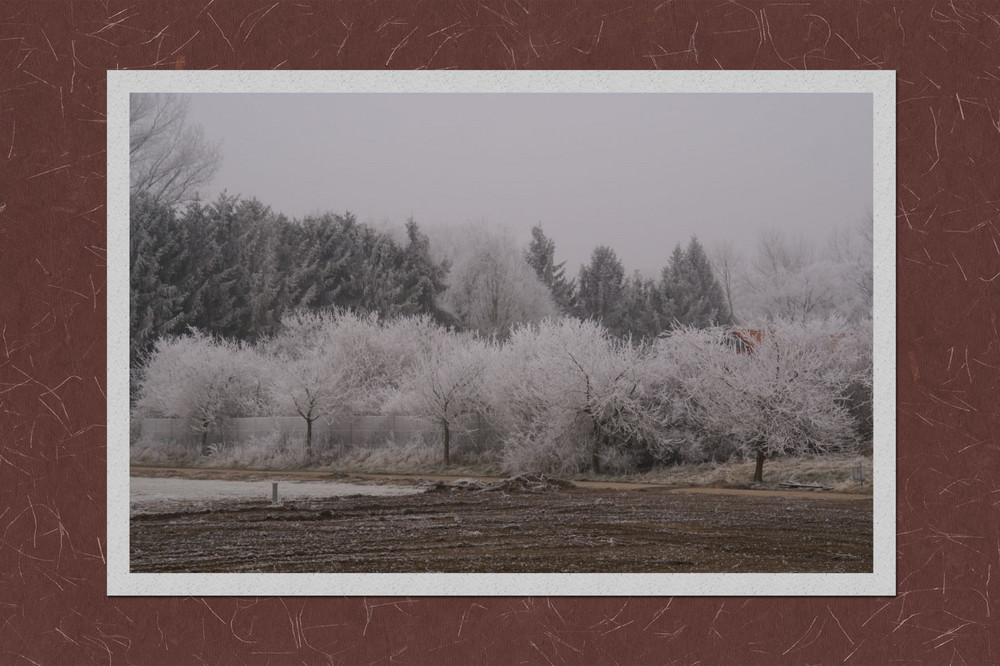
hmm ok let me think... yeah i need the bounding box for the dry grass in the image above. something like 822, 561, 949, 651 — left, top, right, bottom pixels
130, 434, 309, 470
132, 436, 872, 494
588, 453, 873, 494
327, 438, 504, 477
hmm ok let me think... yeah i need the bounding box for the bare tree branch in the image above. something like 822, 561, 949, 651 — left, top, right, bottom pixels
130, 93, 222, 207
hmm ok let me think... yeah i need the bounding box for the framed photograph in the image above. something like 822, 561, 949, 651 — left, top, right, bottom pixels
108, 70, 895, 596
6, 2, 995, 663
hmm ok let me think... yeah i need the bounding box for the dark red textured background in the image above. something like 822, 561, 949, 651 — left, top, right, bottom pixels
1, 1, 998, 663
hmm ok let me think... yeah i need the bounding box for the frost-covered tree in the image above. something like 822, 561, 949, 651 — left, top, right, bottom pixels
486, 319, 659, 474
660, 237, 732, 329
130, 193, 194, 369
130, 93, 221, 207
525, 223, 576, 314
390, 335, 495, 466
266, 311, 352, 457
334, 311, 445, 414
136, 331, 268, 453
432, 224, 557, 338
266, 310, 451, 455
822, 216, 874, 320
620, 272, 666, 342
709, 240, 744, 324
662, 318, 870, 482
397, 218, 451, 322
575, 245, 626, 336
738, 227, 872, 323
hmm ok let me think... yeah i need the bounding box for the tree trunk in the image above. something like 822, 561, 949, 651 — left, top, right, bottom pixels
305, 417, 313, 459
200, 428, 208, 456
592, 431, 602, 475
753, 449, 766, 483
443, 422, 450, 466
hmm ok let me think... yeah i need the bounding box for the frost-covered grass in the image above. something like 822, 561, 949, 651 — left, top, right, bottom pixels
131, 433, 309, 470
131, 434, 504, 477
330, 438, 502, 476
132, 436, 871, 493
585, 453, 873, 493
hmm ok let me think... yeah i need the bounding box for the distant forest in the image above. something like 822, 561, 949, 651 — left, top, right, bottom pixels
129, 192, 766, 368
129, 92, 873, 376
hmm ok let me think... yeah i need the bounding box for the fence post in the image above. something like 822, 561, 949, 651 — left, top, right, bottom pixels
272, 482, 278, 502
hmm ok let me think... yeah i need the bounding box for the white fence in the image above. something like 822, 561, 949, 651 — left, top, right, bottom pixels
139, 414, 498, 455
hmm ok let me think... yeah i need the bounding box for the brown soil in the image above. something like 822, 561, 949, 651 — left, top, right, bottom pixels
130, 467, 873, 574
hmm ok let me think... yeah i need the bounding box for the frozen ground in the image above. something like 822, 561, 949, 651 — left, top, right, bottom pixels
131, 476, 422, 513
131, 470, 873, 574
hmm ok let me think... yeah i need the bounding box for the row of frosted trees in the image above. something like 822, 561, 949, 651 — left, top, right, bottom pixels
136, 311, 872, 481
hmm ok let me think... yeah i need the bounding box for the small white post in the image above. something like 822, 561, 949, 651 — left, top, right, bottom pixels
272, 482, 278, 502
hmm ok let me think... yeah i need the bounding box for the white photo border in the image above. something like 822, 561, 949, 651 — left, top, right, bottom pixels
107, 70, 896, 596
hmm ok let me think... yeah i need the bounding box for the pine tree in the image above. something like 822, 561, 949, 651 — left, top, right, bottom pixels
286, 212, 357, 311
525, 223, 575, 313
130, 194, 453, 364
576, 245, 626, 335
187, 194, 256, 339
660, 236, 732, 329
129, 193, 191, 367
355, 230, 408, 317
238, 201, 288, 339
620, 272, 666, 341
399, 218, 450, 323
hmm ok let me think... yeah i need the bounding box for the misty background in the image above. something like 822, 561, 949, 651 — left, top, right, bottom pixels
185, 92, 873, 278
129, 90, 876, 477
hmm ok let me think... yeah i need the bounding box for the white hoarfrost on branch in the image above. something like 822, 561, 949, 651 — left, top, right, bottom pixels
661, 317, 871, 482
429, 223, 557, 338
266, 312, 352, 458
737, 226, 873, 323
332, 311, 444, 413
134, 305, 872, 477
265, 310, 448, 457
136, 331, 268, 452
485, 319, 662, 475
389, 335, 495, 466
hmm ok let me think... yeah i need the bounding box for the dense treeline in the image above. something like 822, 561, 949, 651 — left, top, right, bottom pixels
131, 192, 875, 479
130, 194, 738, 369
130, 194, 450, 368
135, 312, 873, 480
129, 94, 876, 479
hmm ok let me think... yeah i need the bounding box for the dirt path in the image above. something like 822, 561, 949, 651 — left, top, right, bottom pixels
129, 465, 871, 500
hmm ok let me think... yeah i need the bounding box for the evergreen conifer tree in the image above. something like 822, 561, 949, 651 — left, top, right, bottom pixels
525, 223, 576, 313
620, 272, 666, 341
399, 218, 450, 323
576, 245, 626, 335
660, 236, 732, 329
129, 193, 191, 367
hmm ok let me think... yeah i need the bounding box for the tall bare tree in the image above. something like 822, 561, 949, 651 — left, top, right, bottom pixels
709, 240, 743, 324
130, 93, 221, 207
431, 223, 556, 339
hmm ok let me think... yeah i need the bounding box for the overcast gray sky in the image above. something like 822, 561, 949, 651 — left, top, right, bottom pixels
187, 92, 872, 277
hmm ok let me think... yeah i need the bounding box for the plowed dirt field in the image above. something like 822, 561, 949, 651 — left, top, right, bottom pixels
130, 468, 872, 574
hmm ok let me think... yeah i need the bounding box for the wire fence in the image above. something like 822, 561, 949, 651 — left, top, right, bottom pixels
138, 414, 499, 456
